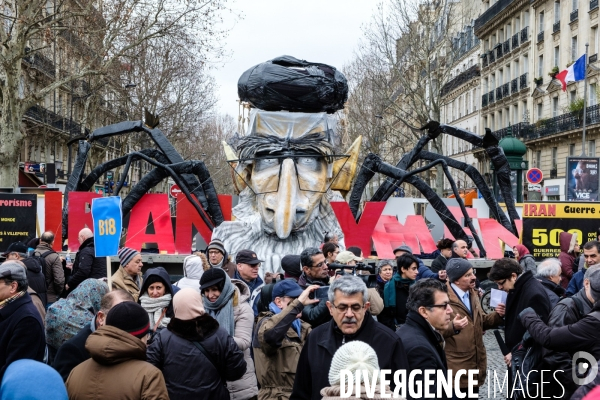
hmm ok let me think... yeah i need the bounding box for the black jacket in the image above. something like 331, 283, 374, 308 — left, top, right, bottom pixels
430, 254, 448, 273
535, 275, 565, 308
147, 315, 247, 400
378, 279, 411, 331
68, 237, 107, 293
53, 322, 93, 381
290, 312, 409, 400
398, 311, 450, 399
0, 292, 46, 380
23, 257, 47, 306
505, 270, 551, 350
297, 273, 331, 328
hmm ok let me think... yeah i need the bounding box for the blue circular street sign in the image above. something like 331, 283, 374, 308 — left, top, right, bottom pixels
526, 168, 543, 184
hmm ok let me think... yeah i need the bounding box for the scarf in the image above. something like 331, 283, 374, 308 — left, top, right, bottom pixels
0, 290, 25, 309
203, 274, 236, 336
383, 273, 415, 308
269, 301, 302, 338
140, 293, 172, 330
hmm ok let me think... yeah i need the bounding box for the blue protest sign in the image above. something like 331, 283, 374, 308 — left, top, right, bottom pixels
92, 197, 122, 257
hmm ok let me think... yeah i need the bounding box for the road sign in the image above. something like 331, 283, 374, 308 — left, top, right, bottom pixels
169, 184, 182, 198
528, 184, 542, 192
526, 168, 543, 184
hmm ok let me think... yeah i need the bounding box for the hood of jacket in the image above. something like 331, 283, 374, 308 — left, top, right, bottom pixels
183, 254, 207, 279
559, 232, 577, 253
231, 278, 251, 303
139, 267, 174, 297
85, 325, 147, 365
22, 257, 41, 273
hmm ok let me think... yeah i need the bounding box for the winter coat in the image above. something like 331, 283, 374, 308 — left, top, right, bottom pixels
34, 242, 64, 303
566, 267, 586, 296
367, 288, 383, 316
430, 254, 448, 273
297, 273, 331, 328
174, 254, 209, 291
290, 312, 409, 400
319, 384, 397, 400
111, 266, 143, 302
441, 282, 504, 389
378, 278, 412, 331
504, 270, 552, 351
139, 267, 178, 320
0, 292, 45, 380
27, 288, 46, 327
68, 237, 107, 293
228, 279, 259, 400
558, 232, 577, 288
398, 311, 451, 399
519, 254, 537, 275
535, 275, 565, 308
147, 314, 247, 400
53, 321, 93, 382
415, 257, 438, 280
540, 289, 594, 399
254, 298, 312, 400
22, 257, 47, 306
66, 325, 169, 400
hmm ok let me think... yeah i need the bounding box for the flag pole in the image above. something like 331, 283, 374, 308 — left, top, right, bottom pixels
582, 43, 589, 156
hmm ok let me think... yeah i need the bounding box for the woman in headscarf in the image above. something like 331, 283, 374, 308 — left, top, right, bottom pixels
45, 278, 108, 364
111, 247, 143, 301
513, 244, 537, 275
138, 267, 177, 342
200, 268, 258, 400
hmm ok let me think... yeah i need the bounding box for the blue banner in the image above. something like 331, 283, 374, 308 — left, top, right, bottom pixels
92, 197, 122, 257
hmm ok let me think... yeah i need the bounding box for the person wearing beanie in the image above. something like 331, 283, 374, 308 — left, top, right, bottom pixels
65, 228, 107, 295
111, 247, 143, 301
147, 288, 247, 400
254, 280, 317, 400
138, 267, 179, 343
281, 255, 303, 281
206, 238, 237, 278
200, 267, 258, 399
1, 359, 68, 400
175, 253, 210, 291
66, 302, 169, 400
441, 258, 505, 393
320, 341, 396, 400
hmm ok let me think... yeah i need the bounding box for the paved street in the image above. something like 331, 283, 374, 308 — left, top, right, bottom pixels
479, 330, 508, 400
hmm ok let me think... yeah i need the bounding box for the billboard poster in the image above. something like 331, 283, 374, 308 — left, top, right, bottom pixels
522, 202, 599, 260
566, 157, 599, 201
0, 194, 37, 252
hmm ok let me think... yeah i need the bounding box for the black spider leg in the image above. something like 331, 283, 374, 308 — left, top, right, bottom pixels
418, 151, 516, 237
62, 140, 91, 238
355, 154, 470, 247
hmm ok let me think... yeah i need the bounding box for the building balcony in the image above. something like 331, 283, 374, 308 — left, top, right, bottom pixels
503, 40, 510, 55
496, 87, 503, 101
440, 64, 481, 96
520, 26, 529, 43
482, 93, 489, 107
512, 33, 519, 49
571, 9, 579, 22
502, 83, 510, 97
488, 90, 495, 104
489, 50, 496, 64
553, 21, 560, 33
22, 52, 55, 79
519, 73, 528, 90
592, 0, 599, 11
482, 53, 489, 67
537, 31, 544, 43
474, 0, 517, 34
511, 78, 518, 94
495, 45, 503, 59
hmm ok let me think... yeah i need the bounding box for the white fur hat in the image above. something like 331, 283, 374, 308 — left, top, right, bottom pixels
328, 341, 380, 386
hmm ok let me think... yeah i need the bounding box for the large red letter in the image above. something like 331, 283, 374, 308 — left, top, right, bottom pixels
371, 215, 437, 258
126, 194, 175, 253
478, 218, 521, 259
175, 194, 232, 254
331, 201, 386, 257
45, 191, 63, 251
68, 192, 101, 251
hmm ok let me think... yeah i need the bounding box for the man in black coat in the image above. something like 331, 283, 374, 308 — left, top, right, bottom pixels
297, 247, 332, 328
3, 241, 47, 306
65, 228, 107, 294
290, 275, 409, 400
398, 278, 454, 399
53, 289, 134, 380
431, 238, 453, 273
0, 261, 45, 380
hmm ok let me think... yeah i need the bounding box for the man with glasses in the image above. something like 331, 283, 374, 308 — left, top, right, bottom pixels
297, 247, 332, 328
290, 275, 408, 400
254, 280, 318, 400
398, 278, 454, 399
234, 249, 265, 294
206, 238, 237, 278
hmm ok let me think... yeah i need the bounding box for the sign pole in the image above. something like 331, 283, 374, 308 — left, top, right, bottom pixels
107, 256, 112, 291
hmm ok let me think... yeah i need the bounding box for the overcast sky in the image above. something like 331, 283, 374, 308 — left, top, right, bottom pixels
212, 0, 378, 120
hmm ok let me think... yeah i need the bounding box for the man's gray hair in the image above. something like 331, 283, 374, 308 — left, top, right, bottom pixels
587, 268, 600, 302
328, 275, 369, 303
537, 258, 562, 278
585, 264, 600, 279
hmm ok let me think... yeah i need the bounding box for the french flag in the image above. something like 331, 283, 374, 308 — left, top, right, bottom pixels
556, 54, 586, 91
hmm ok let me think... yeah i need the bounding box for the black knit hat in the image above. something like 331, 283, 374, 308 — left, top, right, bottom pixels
200, 268, 227, 292
281, 255, 302, 278
105, 302, 150, 339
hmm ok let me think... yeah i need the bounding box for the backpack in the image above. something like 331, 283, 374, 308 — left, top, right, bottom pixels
510, 338, 545, 399
33, 250, 56, 282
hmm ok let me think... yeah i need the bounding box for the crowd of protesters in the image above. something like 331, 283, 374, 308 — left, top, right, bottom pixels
2, 228, 600, 400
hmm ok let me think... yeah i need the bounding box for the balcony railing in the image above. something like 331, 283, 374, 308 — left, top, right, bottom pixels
553, 21, 560, 33
520, 73, 528, 89
482, 93, 489, 108
521, 26, 529, 43
502, 83, 510, 97
440, 64, 481, 96
22, 53, 55, 78
591, 54, 598, 63
489, 90, 495, 104
592, 0, 599, 10
503, 40, 510, 55
512, 33, 519, 49
496, 87, 503, 101
496, 45, 503, 59
537, 31, 544, 42
493, 122, 532, 140
489, 50, 496, 63
570, 9, 579, 22
482, 53, 488, 67
474, 0, 517, 33
511, 78, 518, 94
24, 104, 94, 142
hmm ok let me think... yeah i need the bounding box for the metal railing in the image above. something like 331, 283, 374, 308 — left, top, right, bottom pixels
482, 53, 488, 67
537, 31, 544, 42
489, 50, 496, 63
492, 122, 531, 140
22, 53, 55, 78
521, 26, 529, 43
592, 0, 599, 10
440, 64, 481, 96
511, 78, 518, 94
474, 0, 517, 32
553, 21, 560, 33
488, 90, 495, 104
24, 104, 96, 143
512, 33, 519, 49
496, 87, 503, 101
520, 73, 528, 89
570, 9, 578, 22
496, 45, 503, 59
482, 93, 489, 107
503, 40, 510, 55
502, 83, 510, 97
